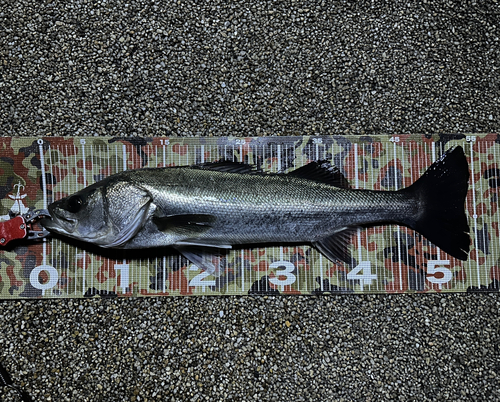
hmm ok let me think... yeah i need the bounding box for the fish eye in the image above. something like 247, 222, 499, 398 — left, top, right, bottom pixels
66, 195, 84, 213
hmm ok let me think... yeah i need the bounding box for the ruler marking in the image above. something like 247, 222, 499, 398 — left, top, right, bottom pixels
362, 142, 369, 290
431, 142, 441, 261
485, 141, 492, 288
56, 146, 64, 294
277, 144, 281, 173
464, 146, 473, 293
354, 143, 363, 291
423, 142, 430, 289
38, 139, 49, 293
482, 140, 488, 287
163, 256, 167, 294
383, 140, 392, 291
417, 142, 425, 290
225, 249, 228, 294
241, 249, 245, 292
178, 254, 181, 293
73, 144, 79, 296
319, 253, 324, 292
394, 140, 401, 292
406, 142, 413, 290
401, 142, 410, 292
477, 140, 484, 288
38, 141, 48, 210
90, 145, 95, 185
46, 145, 55, 291
493, 141, 500, 291
119, 145, 127, 293
368, 142, 378, 291
477, 140, 486, 287
412, 141, 421, 290
47, 144, 54, 201
113, 145, 117, 175
470, 141, 480, 288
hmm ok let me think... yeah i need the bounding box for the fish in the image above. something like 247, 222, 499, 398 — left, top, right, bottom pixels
41, 146, 470, 274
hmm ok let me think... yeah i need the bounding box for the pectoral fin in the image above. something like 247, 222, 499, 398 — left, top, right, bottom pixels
312, 227, 359, 263
153, 213, 216, 236
174, 240, 232, 249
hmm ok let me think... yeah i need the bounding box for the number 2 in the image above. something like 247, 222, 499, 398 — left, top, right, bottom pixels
189, 265, 216, 291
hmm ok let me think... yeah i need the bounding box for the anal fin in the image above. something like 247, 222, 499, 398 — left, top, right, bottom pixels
312, 226, 359, 263
174, 246, 225, 277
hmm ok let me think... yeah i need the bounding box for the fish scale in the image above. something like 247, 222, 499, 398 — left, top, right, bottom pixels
0, 134, 496, 299
119, 167, 415, 246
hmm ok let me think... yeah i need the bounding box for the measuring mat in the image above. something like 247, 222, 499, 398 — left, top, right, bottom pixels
0, 134, 497, 299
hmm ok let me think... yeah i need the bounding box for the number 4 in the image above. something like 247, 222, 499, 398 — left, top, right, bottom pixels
347, 261, 377, 290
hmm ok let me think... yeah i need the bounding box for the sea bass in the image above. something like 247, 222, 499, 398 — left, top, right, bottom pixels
41, 146, 470, 273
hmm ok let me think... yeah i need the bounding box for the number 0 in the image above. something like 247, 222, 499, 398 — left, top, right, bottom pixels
30, 265, 58, 295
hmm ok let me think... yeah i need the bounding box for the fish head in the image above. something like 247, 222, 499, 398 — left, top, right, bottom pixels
42, 180, 152, 248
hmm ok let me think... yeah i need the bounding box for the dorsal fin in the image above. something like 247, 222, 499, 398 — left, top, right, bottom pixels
288, 161, 351, 188
194, 160, 257, 174
188, 160, 350, 188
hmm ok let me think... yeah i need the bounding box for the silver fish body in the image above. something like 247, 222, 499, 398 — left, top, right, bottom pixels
42, 146, 470, 270
121, 168, 413, 246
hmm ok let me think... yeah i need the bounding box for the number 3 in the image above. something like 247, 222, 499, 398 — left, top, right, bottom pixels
269, 261, 296, 290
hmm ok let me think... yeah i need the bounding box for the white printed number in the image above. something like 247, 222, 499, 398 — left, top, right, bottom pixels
347, 261, 377, 290
269, 261, 296, 290
30, 265, 58, 295
114, 263, 130, 293
466, 136, 476, 142
189, 265, 216, 291
389, 136, 400, 143
426, 260, 452, 289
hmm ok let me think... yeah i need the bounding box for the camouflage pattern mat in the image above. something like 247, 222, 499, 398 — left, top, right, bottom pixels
0, 134, 497, 299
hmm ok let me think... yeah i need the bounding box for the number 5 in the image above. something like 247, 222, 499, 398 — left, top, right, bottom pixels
426, 260, 452, 289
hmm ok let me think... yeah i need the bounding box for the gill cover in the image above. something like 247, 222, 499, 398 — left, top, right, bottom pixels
100, 181, 152, 248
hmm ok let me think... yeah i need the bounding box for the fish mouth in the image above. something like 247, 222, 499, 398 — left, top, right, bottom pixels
41, 207, 78, 235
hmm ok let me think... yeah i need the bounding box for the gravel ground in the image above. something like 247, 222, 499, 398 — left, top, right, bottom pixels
1, 0, 500, 401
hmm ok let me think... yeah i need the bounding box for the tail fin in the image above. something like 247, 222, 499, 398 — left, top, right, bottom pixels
402, 146, 470, 260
